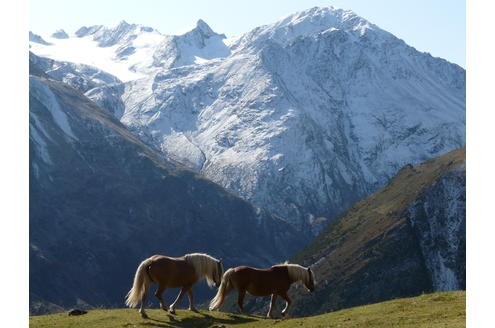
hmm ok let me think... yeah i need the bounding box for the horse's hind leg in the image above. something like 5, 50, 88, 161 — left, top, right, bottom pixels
154, 285, 167, 311
187, 289, 198, 312
280, 292, 291, 317
267, 294, 277, 318
139, 284, 150, 318
237, 289, 246, 314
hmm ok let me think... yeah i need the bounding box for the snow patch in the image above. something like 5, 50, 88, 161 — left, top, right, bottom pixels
29, 113, 53, 164
161, 131, 206, 171
30, 76, 77, 141
29, 36, 145, 81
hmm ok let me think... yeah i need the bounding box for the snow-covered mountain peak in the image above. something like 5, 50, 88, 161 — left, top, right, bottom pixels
118, 6, 464, 232
193, 19, 218, 38
90, 21, 156, 47
72, 21, 158, 47
29, 32, 51, 45
233, 6, 381, 51
152, 19, 230, 68
178, 18, 227, 47
51, 29, 69, 39
75, 25, 103, 38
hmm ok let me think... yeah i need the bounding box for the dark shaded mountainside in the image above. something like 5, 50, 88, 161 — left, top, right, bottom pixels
29, 56, 306, 314
236, 147, 465, 316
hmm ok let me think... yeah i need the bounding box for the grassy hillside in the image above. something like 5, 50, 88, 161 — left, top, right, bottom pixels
285, 147, 466, 315
30, 291, 465, 328
292, 147, 466, 266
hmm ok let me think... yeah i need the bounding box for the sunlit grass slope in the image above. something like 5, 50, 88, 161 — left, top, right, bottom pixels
30, 291, 465, 328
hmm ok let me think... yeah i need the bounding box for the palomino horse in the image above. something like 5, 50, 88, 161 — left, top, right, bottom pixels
209, 263, 315, 317
125, 253, 223, 318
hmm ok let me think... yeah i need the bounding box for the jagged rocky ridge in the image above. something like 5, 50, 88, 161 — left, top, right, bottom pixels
405, 169, 465, 290
29, 56, 305, 314
29, 7, 465, 234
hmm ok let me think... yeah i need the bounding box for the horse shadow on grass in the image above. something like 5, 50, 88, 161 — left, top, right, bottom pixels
137, 312, 258, 328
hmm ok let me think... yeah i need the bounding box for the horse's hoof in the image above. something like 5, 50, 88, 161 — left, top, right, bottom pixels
189, 307, 198, 312
168, 309, 176, 315
140, 313, 148, 319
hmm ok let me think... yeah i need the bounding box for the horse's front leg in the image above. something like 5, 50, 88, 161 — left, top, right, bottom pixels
139, 284, 151, 318
280, 292, 291, 317
187, 289, 198, 312
267, 294, 277, 318
169, 286, 189, 314
237, 289, 246, 314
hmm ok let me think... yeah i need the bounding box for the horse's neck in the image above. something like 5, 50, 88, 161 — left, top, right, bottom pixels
287, 265, 306, 284
291, 274, 303, 284
189, 256, 213, 279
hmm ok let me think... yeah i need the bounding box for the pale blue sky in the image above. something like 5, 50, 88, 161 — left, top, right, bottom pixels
29, 0, 465, 66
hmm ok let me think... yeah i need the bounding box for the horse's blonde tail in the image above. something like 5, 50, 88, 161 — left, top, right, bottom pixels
125, 258, 153, 308
209, 268, 235, 311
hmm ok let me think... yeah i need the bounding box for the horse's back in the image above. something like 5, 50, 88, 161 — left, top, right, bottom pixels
148, 255, 196, 287
149, 254, 184, 262
232, 265, 290, 296
234, 265, 288, 276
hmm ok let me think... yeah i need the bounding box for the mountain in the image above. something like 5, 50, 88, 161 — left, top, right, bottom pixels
152, 19, 231, 69
283, 147, 465, 316
30, 20, 231, 82
29, 7, 465, 234
29, 54, 305, 314
51, 29, 69, 39
120, 7, 466, 233
29, 31, 51, 45
29, 54, 126, 118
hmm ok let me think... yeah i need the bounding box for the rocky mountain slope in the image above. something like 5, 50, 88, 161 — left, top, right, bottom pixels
284, 147, 465, 316
29, 6, 465, 234
29, 57, 305, 314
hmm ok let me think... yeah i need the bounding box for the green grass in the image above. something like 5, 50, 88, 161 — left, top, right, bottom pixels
30, 291, 465, 328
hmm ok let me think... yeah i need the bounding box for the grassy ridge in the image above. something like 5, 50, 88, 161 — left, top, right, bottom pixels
30, 291, 465, 328
286, 147, 466, 315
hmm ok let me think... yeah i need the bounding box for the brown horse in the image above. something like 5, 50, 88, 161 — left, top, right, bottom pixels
209, 263, 315, 317
125, 253, 223, 318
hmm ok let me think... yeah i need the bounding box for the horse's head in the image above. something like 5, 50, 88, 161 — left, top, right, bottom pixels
214, 259, 224, 288
304, 267, 315, 292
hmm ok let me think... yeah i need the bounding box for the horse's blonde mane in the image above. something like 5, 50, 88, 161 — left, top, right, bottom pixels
184, 253, 221, 287
284, 263, 315, 285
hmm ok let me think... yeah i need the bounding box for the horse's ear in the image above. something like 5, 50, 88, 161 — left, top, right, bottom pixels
219, 259, 222, 264
308, 267, 312, 272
